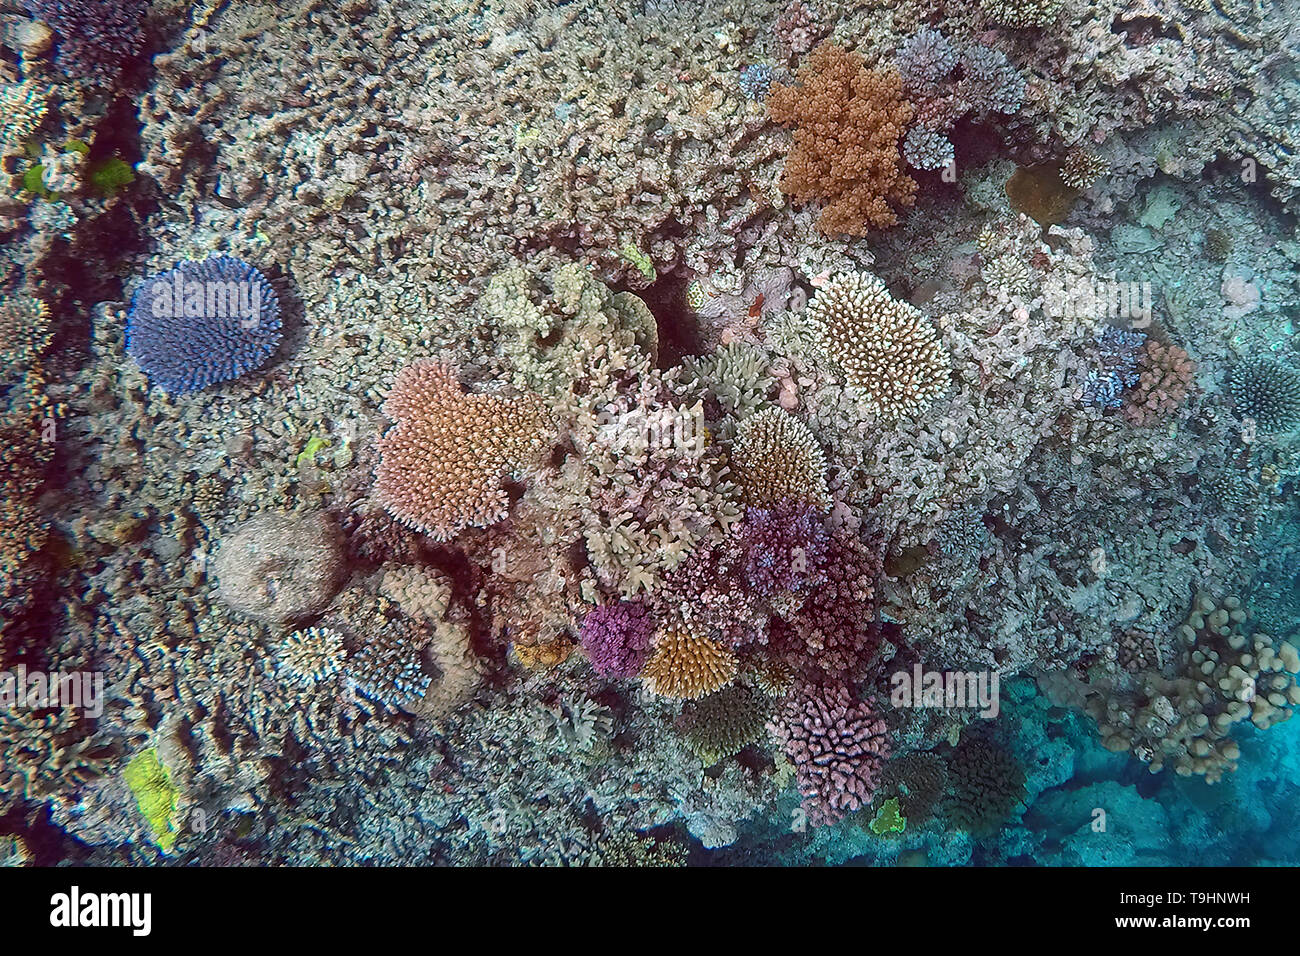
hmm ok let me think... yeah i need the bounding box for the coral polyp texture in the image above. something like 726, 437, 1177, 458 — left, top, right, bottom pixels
9, 0, 1300, 873
22, 0, 148, 86
768, 43, 917, 236
125, 256, 282, 395
730, 407, 831, 510
641, 622, 740, 700
775, 681, 890, 827
1229, 358, 1300, 434
376, 359, 552, 539
802, 271, 949, 419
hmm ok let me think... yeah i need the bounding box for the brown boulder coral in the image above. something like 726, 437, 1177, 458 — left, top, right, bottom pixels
768, 43, 917, 237
213, 511, 345, 627
375, 359, 551, 540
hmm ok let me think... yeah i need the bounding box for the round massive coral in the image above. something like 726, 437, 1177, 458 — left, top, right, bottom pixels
1229, 357, 1300, 433
125, 255, 282, 395
803, 272, 949, 419
376, 359, 551, 539
775, 681, 890, 827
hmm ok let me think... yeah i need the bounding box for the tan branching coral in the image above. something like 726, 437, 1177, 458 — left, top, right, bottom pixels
803, 272, 949, 419
641, 621, 738, 700
0, 80, 46, 167
730, 407, 831, 510
768, 44, 917, 237
0, 295, 54, 610
1088, 593, 1300, 782
978, 0, 1065, 29
1123, 339, 1196, 426
376, 359, 551, 540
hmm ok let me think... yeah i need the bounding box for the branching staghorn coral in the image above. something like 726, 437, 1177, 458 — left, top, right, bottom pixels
730, 407, 832, 510
800, 271, 950, 421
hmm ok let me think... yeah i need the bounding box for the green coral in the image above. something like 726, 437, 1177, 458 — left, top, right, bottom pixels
19, 164, 52, 199
869, 797, 907, 835
296, 434, 330, 469
122, 748, 180, 853
619, 241, 656, 281
88, 157, 135, 197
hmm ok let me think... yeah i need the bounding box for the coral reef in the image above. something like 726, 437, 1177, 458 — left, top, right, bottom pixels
6, 0, 1300, 871
376, 360, 552, 539
768, 44, 916, 236
125, 256, 282, 396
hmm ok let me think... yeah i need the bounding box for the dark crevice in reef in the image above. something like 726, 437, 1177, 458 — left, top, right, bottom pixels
626, 271, 706, 367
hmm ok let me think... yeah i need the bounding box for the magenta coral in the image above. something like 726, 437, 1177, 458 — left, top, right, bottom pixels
774, 681, 890, 827
789, 528, 884, 679
579, 601, 654, 679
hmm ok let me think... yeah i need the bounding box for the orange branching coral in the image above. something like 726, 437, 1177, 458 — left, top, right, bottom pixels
376, 359, 551, 539
730, 407, 831, 510
768, 44, 917, 237
1123, 339, 1196, 426
641, 621, 738, 700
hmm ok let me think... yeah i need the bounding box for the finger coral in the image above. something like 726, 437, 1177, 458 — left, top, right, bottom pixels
376, 359, 551, 539
801, 271, 949, 419
1122, 339, 1196, 427
768, 44, 917, 237
774, 681, 890, 827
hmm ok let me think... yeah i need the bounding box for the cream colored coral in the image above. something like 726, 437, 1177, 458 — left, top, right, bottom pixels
803, 272, 949, 420
730, 407, 831, 510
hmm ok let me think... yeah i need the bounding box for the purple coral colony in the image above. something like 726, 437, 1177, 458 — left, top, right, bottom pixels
4, 0, 1300, 882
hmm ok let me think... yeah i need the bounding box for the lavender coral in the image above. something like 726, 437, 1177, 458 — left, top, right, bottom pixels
579, 601, 654, 679
774, 682, 890, 827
